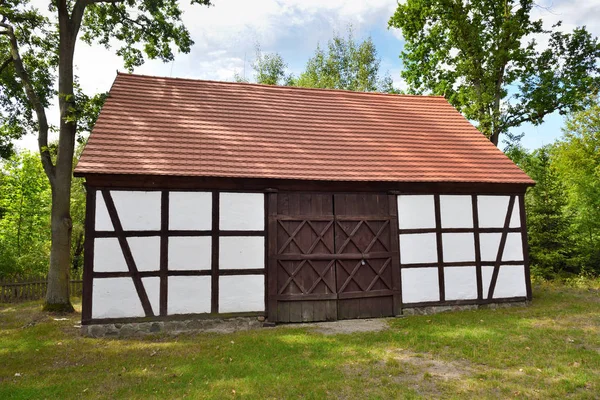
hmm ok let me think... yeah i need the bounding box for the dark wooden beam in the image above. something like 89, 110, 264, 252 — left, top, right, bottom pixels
472, 195, 483, 301
388, 194, 402, 316
266, 192, 278, 321
519, 194, 533, 301
160, 191, 169, 316
400, 260, 524, 268
101, 190, 155, 317
434, 195, 445, 302
398, 227, 521, 235
487, 196, 516, 300
211, 191, 219, 314
80, 173, 532, 195
81, 186, 96, 322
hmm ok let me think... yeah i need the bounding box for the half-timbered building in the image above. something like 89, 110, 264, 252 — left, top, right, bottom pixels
74, 73, 534, 329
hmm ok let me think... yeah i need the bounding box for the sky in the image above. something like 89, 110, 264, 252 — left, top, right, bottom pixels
16, 0, 600, 153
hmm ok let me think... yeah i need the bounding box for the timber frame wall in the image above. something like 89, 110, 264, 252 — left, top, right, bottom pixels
80, 174, 533, 325
82, 186, 267, 325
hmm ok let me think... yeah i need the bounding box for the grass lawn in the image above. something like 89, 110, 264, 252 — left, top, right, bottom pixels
1, 282, 599, 399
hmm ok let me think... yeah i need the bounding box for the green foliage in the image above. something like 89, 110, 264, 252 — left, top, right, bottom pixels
0, 147, 86, 280
521, 147, 574, 278
504, 101, 600, 277
553, 103, 600, 273
250, 44, 292, 86
239, 28, 397, 93
295, 28, 395, 92
0, 0, 57, 157
389, 0, 600, 144
81, 0, 212, 71
0, 151, 51, 279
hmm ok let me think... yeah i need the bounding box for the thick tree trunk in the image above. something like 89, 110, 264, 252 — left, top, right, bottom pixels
45, 179, 74, 311
44, 12, 77, 312
490, 131, 500, 146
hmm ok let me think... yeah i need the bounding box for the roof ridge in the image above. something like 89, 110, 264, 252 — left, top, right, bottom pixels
116, 71, 446, 99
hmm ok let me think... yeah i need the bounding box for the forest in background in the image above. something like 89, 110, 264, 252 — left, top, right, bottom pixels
0, 146, 86, 280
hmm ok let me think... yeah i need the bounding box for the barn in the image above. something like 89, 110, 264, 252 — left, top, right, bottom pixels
74, 73, 534, 332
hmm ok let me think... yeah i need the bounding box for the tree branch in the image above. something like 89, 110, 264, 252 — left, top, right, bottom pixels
0, 22, 55, 184
71, 0, 126, 45
0, 56, 11, 73
503, 100, 566, 131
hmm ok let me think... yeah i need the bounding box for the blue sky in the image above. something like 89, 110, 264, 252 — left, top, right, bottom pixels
18, 0, 600, 152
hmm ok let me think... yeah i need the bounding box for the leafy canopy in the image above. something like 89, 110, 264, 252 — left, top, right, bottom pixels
238, 28, 397, 93
389, 0, 600, 145
553, 101, 600, 272
295, 28, 395, 93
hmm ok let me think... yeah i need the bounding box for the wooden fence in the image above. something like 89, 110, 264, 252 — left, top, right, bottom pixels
0, 278, 83, 303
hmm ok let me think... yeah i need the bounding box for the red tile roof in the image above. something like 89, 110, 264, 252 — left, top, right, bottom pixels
75, 73, 534, 184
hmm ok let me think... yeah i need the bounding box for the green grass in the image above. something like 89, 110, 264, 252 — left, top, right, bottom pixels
1, 282, 599, 399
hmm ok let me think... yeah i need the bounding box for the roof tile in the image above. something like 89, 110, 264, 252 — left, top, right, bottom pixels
75, 73, 534, 184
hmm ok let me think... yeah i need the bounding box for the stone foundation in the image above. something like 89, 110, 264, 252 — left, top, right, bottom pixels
81, 317, 263, 338
82, 302, 530, 337
402, 301, 529, 316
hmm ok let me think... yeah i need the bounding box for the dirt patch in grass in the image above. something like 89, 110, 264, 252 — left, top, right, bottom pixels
341, 349, 473, 398
284, 318, 391, 335
387, 349, 473, 381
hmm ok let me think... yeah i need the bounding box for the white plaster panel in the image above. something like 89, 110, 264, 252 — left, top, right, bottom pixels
219, 237, 265, 269
481, 265, 527, 298
442, 233, 476, 262
480, 233, 502, 262
399, 233, 438, 264
94, 238, 128, 272
480, 233, 524, 262
128, 237, 160, 271
444, 267, 477, 300
111, 191, 161, 231
397, 195, 436, 229
510, 200, 521, 228
219, 275, 265, 313
220, 192, 264, 231
494, 265, 527, 298
503, 233, 524, 261
401, 268, 440, 303
95, 193, 113, 231
440, 195, 473, 228
92, 277, 144, 318
169, 191, 212, 230
168, 276, 211, 314
168, 237, 212, 270
478, 196, 510, 228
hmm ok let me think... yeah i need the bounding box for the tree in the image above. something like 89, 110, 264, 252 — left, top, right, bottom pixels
0, 151, 52, 279
0, 0, 212, 311
296, 29, 395, 93
553, 102, 600, 273
250, 44, 293, 86
234, 44, 293, 86
234, 29, 397, 93
389, 0, 600, 145
521, 147, 573, 278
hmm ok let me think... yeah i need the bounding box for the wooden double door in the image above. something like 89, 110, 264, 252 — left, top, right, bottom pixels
267, 192, 401, 322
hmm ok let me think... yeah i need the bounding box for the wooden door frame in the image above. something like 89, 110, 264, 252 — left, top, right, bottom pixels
266, 191, 402, 322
